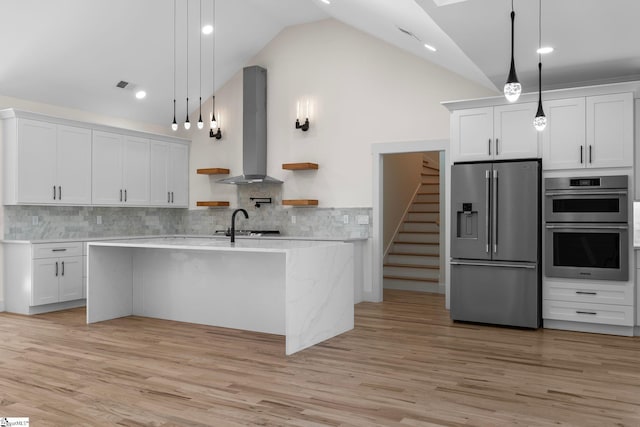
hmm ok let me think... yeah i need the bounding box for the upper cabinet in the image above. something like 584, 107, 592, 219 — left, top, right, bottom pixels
542, 92, 633, 170
4, 118, 92, 205
451, 102, 539, 162
149, 140, 189, 207
92, 131, 150, 206
1, 109, 189, 207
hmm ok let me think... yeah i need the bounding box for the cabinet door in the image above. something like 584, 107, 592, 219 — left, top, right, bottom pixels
17, 119, 57, 203
542, 98, 586, 170
58, 256, 83, 302
122, 136, 150, 205
451, 107, 493, 162
92, 131, 124, 204
493, 102, 539, 160
56, 125, 92, 204
149, 141, 170, 206
168, 143, 189, 207
586, 93, 633, 168
32, 258, 59, 306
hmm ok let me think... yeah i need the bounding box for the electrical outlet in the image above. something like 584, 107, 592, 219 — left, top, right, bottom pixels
291, 215, 296, 224
356, 215, 370, 225
31, 216, 38, 225
343, 215, 349, 224
96, 215, 102, 225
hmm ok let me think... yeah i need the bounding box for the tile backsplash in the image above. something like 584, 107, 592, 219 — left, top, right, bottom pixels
4, 194, 371, 241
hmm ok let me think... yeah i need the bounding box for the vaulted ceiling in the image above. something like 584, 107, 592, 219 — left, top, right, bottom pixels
1, 0, 638, 126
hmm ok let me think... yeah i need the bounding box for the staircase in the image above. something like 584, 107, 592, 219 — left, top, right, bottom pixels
383, 155, 441, 293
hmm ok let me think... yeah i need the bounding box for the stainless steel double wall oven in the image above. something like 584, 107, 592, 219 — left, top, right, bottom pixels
544, 175, 628, 281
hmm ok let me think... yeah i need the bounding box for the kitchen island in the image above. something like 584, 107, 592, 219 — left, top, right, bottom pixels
87, 237, 354, 355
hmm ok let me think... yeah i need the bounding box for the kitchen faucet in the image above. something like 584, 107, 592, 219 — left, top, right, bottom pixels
230, 208, 249, 243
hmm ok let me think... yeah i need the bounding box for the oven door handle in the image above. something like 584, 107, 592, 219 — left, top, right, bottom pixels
545, 224, 628, 230
544, 191, 628, 196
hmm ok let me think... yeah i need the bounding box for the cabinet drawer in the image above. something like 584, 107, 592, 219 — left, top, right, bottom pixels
543, 281, 633, 306
33, 242, 83, 259
543, 300, 634, 326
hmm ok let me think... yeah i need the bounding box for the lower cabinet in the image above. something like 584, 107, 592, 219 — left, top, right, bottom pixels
3, 241, 86, 314
543, 279, 635, 330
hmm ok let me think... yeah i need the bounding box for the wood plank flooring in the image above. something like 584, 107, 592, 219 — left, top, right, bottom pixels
0, 290, 639, 426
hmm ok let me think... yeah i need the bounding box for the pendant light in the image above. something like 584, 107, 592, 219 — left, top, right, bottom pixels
533, 0, 547, 131
171, 0, 178, 131
503, 0, 521, 103
197, 0, 204, 129
183, 0, 191, 130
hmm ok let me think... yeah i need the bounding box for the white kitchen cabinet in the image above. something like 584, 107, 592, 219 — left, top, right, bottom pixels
542, 93, 633, 170
451, 103, 539, 162
31, 242, 84, 306
149, 140, 189, 207
7, 119, 91, 205
92, 131, 150, 206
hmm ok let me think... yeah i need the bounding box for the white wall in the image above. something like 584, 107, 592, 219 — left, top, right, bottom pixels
382, 152, 423, 249
185, 19, 497, 209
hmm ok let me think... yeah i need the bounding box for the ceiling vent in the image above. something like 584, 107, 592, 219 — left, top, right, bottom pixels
116, 80, 129, 89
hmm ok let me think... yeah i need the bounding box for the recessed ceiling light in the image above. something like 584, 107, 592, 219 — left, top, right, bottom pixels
135, 90, 146, 100
537, 46, 554, 54
202, 24, 213, 35
424, 43, 437, 52
320, 0, 331, 4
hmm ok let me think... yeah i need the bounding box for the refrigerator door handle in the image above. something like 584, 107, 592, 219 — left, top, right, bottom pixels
451, 260, 537, 269
492, 169, 498, 253
485, 170, 491, 253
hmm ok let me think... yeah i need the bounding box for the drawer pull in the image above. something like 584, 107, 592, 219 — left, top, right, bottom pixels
52, 248, 67, 252
576, 291, 597, 295
576, 311, 597, 316
55, 261, 58, 277
61, 261, 64, 276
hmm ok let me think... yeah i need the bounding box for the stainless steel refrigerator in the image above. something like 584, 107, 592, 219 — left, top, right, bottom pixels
450, 160, 541, 328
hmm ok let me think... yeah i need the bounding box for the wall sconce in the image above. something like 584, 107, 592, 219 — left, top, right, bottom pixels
210, 111, 222, 140
295, 99, 310, 132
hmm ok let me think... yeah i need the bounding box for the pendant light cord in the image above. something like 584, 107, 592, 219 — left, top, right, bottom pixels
538, 0, 542, 100
510, 0, 514, 59
212, 0, 216, 121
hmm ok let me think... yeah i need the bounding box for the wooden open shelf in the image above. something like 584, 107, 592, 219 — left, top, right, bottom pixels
282, 163, 319, 170
282, 199, 318, 206
196, 201, 230, 207
197, 168, 230, 175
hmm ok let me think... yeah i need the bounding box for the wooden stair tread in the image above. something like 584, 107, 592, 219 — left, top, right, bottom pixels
398, 231, 438, 234
417, 192, 440, 195
404, 220, 439, 224
395, 241, 439, 245
412, 201, 439, 204
388, 252, 439, 257
383, 275, 439, 283
421, 173, 439, 176
384, 263, 439, 270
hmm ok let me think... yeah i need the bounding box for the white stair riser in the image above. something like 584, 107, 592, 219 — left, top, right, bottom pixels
410, 203, 439, 213
397, 233, 439, 243
383, 278, 442, 293
386, 254, 439, 266
403, 222, 439, 232
415, 194, 439, 203
393, 243, 439, 255
407, 212, 438, 222
384, 266, 439, 280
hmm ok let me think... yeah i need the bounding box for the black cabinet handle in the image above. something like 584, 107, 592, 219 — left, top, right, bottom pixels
589, 145, 592, 164
488, 139, 491, 156
58, 186, 62, 200
168, 192, 170, 203
52, 248, 67, 252
55, 261, 58, 277
576, 291, 597, 295
580, 146, 584, 164
125, 189, 127, 202
576, 311, 597, 315
495, 138, 499, 155
61, 261, 64, 276
120, 189, 123, 202
171, 192, 174, 203
53, 185, 56, 200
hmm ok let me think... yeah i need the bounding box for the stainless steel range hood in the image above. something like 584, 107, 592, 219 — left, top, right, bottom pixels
218, 66, 282, 185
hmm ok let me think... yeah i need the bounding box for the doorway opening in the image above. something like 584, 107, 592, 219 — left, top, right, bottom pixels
372, 139, 450, 306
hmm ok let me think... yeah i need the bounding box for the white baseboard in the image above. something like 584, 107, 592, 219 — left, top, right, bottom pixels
544, 319, 635, 337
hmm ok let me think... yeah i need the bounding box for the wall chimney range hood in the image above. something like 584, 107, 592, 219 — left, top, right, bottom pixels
218, 66, 282, 185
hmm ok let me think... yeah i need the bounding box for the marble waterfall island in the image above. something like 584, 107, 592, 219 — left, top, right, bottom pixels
86, 237, 354, 355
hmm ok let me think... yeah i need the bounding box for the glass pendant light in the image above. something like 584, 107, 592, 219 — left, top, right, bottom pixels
172, 99, 178, 131
503, 0, 521, 102
533, 0, 547, 131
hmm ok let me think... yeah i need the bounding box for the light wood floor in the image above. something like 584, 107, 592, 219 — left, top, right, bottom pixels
1, 290, 639, 426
